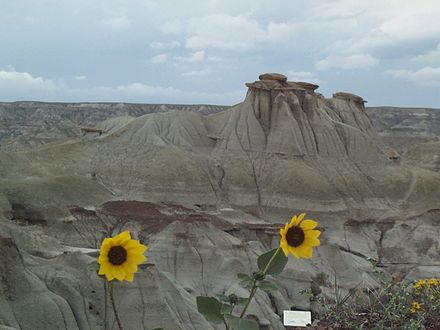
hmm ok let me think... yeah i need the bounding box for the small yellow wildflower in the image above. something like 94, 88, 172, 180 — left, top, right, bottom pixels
428, 278, 440, 287
414, 279, 427, 290
410, 301, 422, 314
279, 213, 321, 259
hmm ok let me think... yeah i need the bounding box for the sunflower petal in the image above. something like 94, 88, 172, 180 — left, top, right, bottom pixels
123, 261, 138, 274
112, 266, 126, 281
289, 216, 301, 227
135, 245, 148, 254
304, 237, 320, 247
124, 240, 148, 254
104, 271, 115, 281
124, 240, 140, 250
98, 254, 108, 264
280, 239, 289, 256
305, 230, 321, 239
99, 244, 111, 254
101, 237, 113, 247
124, 273, 134, 282
295, 245, 313, 259
288, 247, 301, 258
281, 245, 289, 257
297, 213, 306, 222
128, 252, 146, 264
279, 227, 285, 236
98, 262, 109, 275
113, 231, 131, 245
300, 220, 318, 230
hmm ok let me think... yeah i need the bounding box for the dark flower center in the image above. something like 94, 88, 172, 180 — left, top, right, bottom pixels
108, 246, 127, 265
285, 226, 305, 247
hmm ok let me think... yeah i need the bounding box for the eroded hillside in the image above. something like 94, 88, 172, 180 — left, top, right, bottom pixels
0, 73, 439, 329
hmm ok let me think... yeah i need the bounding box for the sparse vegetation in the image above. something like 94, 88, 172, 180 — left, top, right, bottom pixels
301, 263, 440, 329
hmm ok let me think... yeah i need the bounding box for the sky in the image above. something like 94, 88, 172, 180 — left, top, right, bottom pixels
1, 0, 440, 107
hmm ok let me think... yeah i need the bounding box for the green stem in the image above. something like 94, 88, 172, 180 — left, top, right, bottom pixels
263, 247, 281, 275
104, 281, 108, 330
239, 280, 258, 318
109, 281, 124, 330
239, 247, 282, 319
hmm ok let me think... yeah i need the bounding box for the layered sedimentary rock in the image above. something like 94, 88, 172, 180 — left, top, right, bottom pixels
0, 73, 439, 329
366, 106, 440, 151
0, 102, 228, 150
207, 74, 382, 160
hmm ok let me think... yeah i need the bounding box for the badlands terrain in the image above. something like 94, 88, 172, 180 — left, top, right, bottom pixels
0, 73, 439, 329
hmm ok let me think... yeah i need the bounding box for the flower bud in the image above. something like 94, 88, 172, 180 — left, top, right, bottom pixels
228, 294, 238, 304
253, 271, 266, 281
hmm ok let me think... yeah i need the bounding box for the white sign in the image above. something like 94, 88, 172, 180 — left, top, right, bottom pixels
283, 310, 312, 327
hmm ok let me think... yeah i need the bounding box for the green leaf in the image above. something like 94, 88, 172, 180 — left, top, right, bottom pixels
226, 315, 259, 330
221, 303, 233, 315
196, 296, 224, 324
239, 281, 253, 289
258, 280, 278, 292
237, 273, 253, 288
237, 273, 252, 282
257, 248, 287, 275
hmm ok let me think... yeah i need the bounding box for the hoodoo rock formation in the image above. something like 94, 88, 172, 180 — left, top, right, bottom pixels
209, 73, 381, 160
0, 74, 439, 329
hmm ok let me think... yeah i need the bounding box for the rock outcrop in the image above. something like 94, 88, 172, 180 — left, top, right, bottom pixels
208, 74, 382, 160
366, 106, 440, 152
0, 73, 439, 329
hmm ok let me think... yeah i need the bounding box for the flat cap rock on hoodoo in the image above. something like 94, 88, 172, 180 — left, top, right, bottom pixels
258, 72, 288, 81
333, 92, 367, 105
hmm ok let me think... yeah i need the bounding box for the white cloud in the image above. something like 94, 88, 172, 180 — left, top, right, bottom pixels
161, 20, 183, 35
287, 70, 320, 84
385, 66, 440, 87
151, 50, 210, 66
379, 7, 440, 42
73, 75, 87, 80
102, 16, 131, 29
108, 83, 179, 97
0, 68, 243, 104
185, 14, 296, 51
149, 41, 181, 49
174, 51, 205, 63
151, 53, 169, 64
413, 43, 440, 65
182, 68, 211, 76
318, 1, 440, 57
266, 22, 297, 43
315, 54, 379, 70
186, 14, 264, 51
0, 68, 59, 93
207, 56, 228, 63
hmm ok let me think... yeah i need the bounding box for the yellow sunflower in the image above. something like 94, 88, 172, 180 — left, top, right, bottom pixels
279, 213, 320, 259
98, 231, 147, 282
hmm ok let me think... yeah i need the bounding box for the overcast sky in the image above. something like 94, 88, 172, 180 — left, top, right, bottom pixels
1, 0, 440, 107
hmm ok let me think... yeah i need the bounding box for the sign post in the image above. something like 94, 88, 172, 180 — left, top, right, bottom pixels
283, 310, 312, 327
